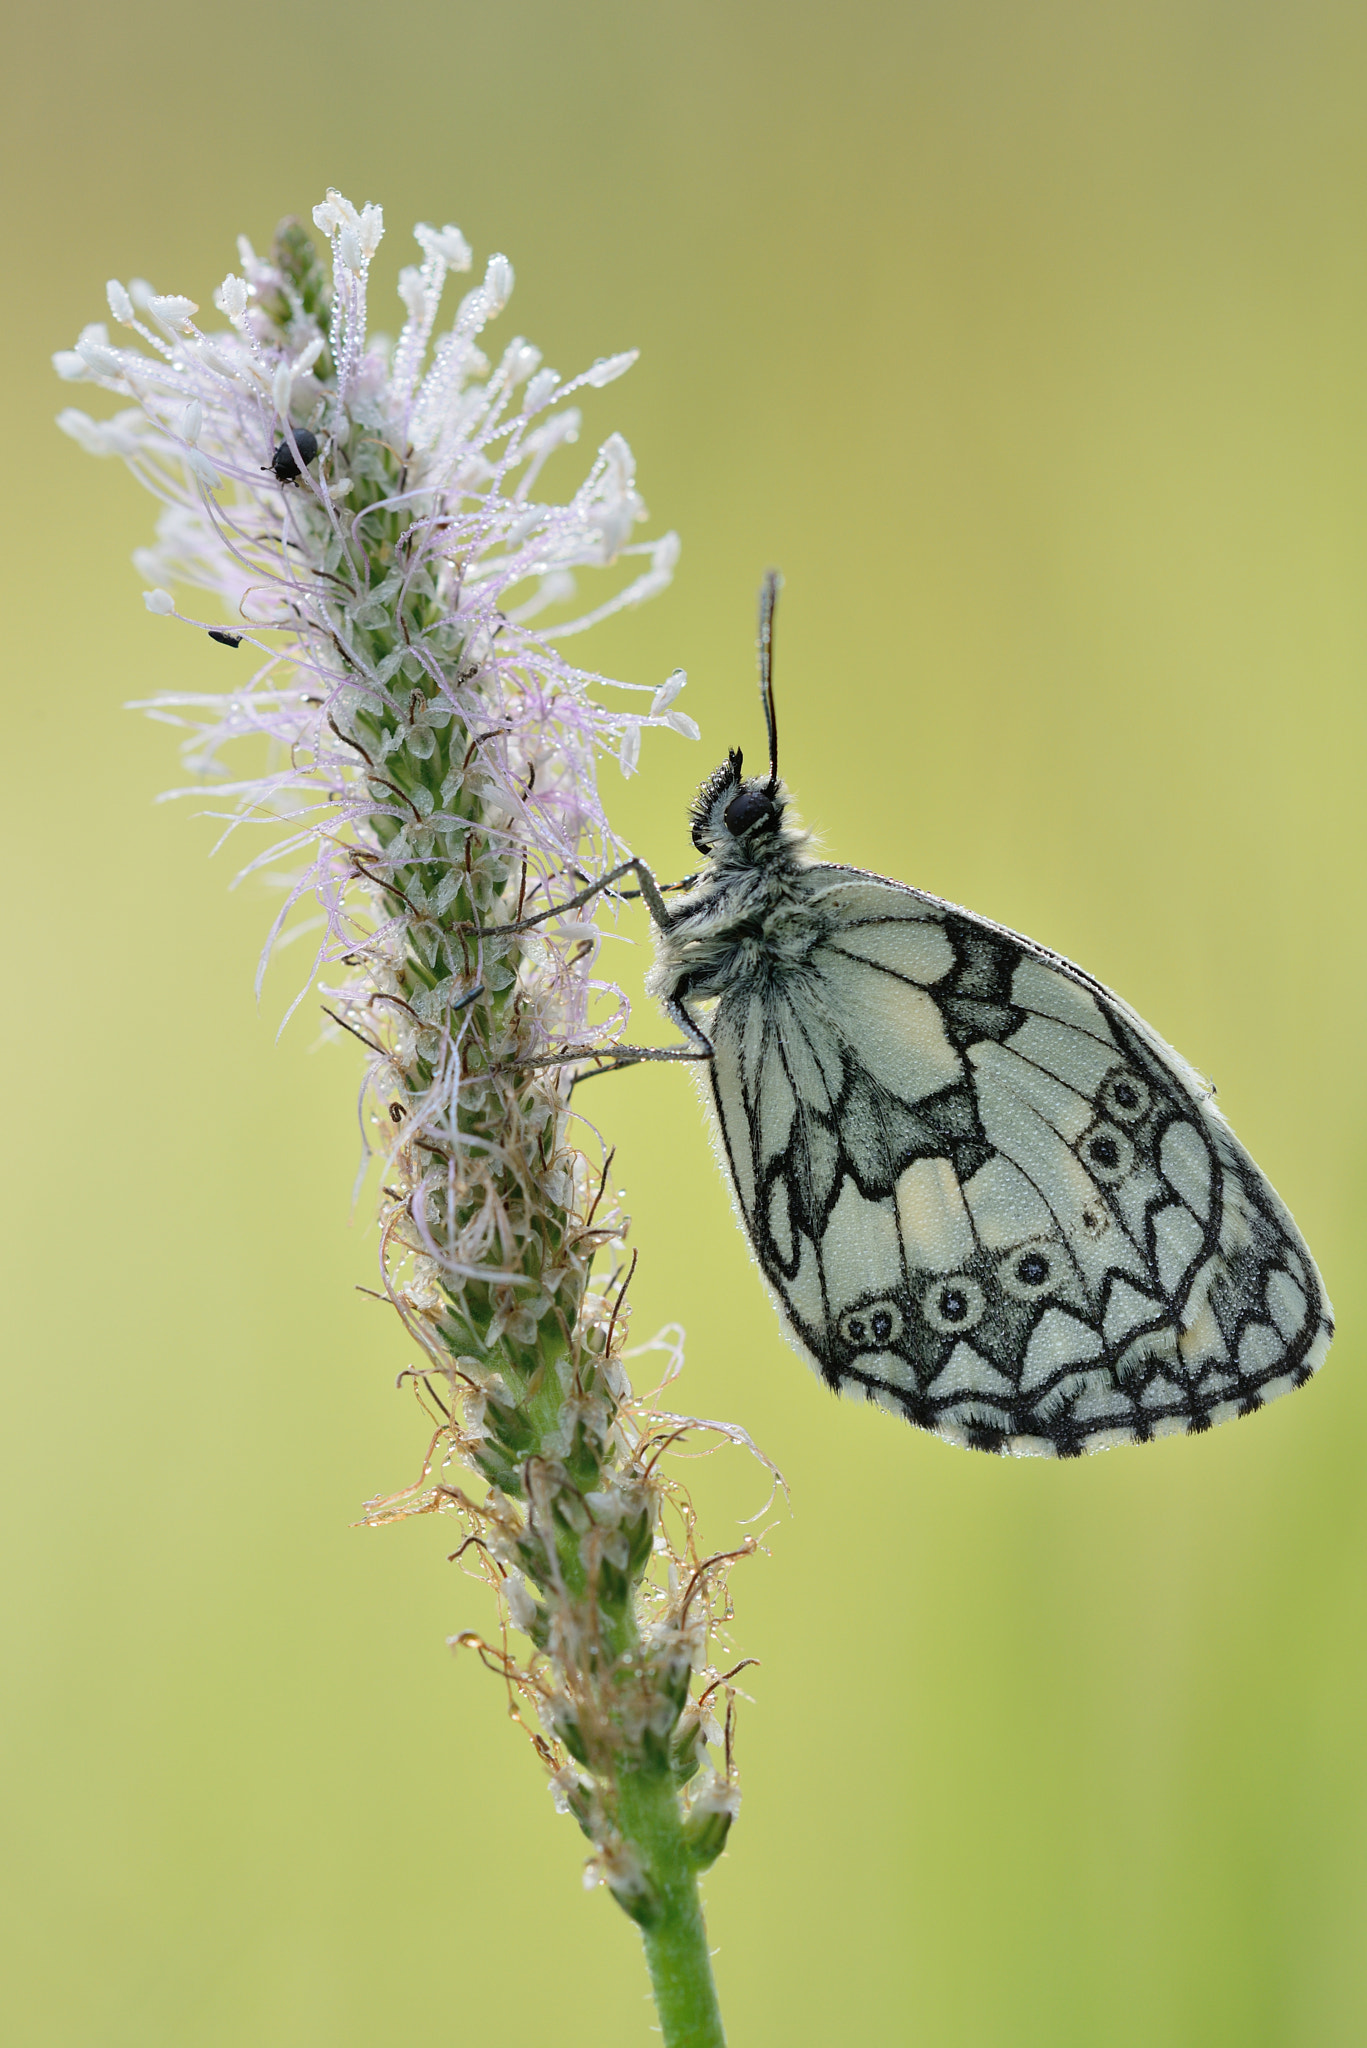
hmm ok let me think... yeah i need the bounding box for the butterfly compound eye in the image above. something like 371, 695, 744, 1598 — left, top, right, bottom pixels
723, 787, 775, 837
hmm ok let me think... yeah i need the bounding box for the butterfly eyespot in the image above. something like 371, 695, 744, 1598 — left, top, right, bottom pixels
999, 1242, 1059, 1300
1081, 1123, 1133, 1184
1000, 1236, 1065, 1302
838, 1299, 904, 1350
921, 1275, 985, 1334
1101, 1070, 1151, 1124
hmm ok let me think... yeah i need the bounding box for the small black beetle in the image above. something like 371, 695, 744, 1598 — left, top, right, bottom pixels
208, 629, 243, 648
266, 427, 319, 483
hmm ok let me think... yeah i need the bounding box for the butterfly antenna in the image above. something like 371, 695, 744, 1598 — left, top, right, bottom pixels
758, 569, 782, 792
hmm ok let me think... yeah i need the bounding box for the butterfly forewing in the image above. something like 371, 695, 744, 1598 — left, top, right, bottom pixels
704, 867, 1332, 1457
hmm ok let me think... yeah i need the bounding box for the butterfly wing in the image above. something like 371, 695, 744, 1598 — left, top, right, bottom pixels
704, 867, 1332, 1456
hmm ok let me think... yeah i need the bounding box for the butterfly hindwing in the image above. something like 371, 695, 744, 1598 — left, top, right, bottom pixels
704, 867, 1332, 1457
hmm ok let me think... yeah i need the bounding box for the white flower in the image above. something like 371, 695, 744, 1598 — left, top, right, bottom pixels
54, 186, 706, 1307
58, 200, 748, 1992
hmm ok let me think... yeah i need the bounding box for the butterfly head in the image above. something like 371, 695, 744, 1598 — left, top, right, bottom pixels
690, 747, 790, 858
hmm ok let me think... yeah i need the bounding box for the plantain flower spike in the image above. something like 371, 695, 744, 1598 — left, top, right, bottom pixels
57, 189, 760, 2048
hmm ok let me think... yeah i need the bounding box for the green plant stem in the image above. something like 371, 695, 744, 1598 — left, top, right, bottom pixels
615, 1767, 727, 2048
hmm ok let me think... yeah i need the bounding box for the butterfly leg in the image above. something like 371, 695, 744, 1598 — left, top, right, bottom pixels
500, 997, 713, 1085
472, 858, 678, 942
571, 997, 714, 1082
475, 869, 708, 1081
563, 864, 700, 905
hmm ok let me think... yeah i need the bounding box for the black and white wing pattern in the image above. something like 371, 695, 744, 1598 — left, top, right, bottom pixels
705, 869, 1332, 1456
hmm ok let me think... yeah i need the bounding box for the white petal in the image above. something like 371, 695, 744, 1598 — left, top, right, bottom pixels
584, 350, 637, 388
483, 254, 514, 316
56, 408, 111, 453
217, 274, 249, 324
143, 588, 176, 614
503, 340, 542, 386
321, 189, 360, 232
106, 280, 135, 325
665, 712, 700, 741
650, 668, 686, 715
180, 400, 202, 444
420, 221, 471, 269
524, 367, 560, 411
456, 283, 488, 330
76, 337, 124, 377
150, 294, 198, 329
53, 351, 91, 382
600, 431, 634, 486
358, 203, 385, 258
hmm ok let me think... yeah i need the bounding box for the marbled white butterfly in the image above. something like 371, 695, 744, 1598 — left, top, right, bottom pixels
528, 576, 1333, 1456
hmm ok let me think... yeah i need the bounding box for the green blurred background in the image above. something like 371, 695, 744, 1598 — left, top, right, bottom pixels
4, 3, 1367, 2042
